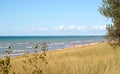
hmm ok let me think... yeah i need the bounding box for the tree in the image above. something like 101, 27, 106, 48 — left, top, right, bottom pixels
99, 0, 120, 45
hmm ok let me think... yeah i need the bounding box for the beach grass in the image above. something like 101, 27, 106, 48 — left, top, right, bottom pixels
8, 42, 120, 74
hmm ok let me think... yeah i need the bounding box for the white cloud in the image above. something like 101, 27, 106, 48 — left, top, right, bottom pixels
93, 26, 98, 29
59, 25, 65, 30
68, 25, 87, 31
99, 25, 106, 30
54, 25, 66, 31
54, 25, 88, 31
54, 25, 106, 33
68, 25, 76, 30
78, 26, 87, 31
93, 25, 106, 30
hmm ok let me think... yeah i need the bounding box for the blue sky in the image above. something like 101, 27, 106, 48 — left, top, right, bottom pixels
0, 0, 111, 36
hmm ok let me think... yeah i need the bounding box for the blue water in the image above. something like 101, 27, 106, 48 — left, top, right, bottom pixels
0, 36, 105, 57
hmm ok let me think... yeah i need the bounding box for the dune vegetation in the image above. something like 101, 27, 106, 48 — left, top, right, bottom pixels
1, 42, 120, 74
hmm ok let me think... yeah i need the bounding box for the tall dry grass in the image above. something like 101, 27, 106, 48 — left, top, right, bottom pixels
9, 43, 120, 74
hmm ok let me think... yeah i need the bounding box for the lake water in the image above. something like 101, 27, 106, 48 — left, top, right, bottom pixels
0, 36, 105, 57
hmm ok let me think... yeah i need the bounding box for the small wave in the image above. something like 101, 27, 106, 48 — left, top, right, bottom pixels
0, 46, 9, 49
70, 41, 81, 44
49, 42, 65, 46
26, 46, 32, 49
17, 43, 24, 45
24, 42, 29, 44
12, 50, 27, 53
4, 43, 11, 46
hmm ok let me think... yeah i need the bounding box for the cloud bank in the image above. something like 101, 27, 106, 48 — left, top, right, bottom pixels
54, 25, 106, 31
23, 25, 106, 35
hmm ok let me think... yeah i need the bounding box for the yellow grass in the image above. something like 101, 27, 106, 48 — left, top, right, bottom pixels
9, 42, 120, 74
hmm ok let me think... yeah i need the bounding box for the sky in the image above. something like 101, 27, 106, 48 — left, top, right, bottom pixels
0, 0, 111, 36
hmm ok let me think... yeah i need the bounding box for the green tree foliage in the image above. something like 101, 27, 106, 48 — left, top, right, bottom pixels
99, 0, 120, 45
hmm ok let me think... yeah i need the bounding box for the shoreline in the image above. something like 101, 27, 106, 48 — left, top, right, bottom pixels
62, 41, 104, 49
0, 41, 104, 59
70, 42, 102, 48
46, 41, 104, 53
9, 41, 104, 61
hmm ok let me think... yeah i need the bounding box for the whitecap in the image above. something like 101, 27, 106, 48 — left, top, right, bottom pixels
50, 42, 65, 46
17, 43, 24, 45
0, 46, 9, 49
26, 46, 32, 49
25, 42, 29, 44
12, 50, 27, 53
